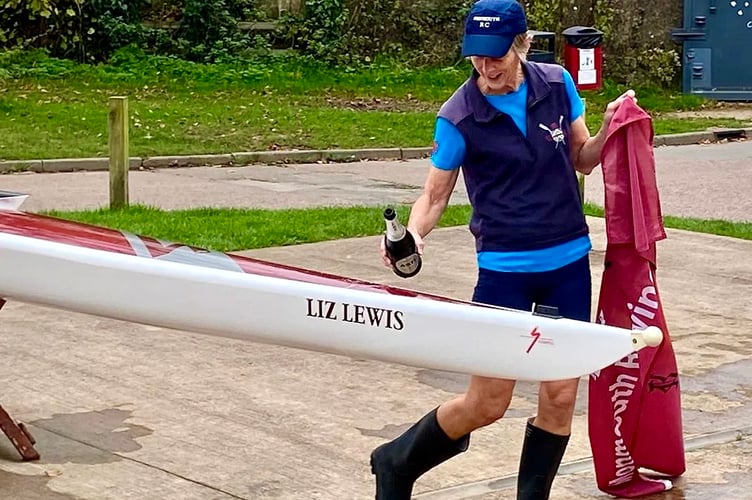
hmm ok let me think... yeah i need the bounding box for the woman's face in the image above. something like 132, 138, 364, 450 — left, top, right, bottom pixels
471, 51, 522, 95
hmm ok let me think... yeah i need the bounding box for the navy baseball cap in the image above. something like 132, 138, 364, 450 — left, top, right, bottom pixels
461, 0, 528, 58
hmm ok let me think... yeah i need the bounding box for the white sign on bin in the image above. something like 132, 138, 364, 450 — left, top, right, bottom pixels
578, 48, 596, 85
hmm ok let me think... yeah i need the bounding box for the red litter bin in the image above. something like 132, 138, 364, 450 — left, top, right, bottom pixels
562, 26, 604, 91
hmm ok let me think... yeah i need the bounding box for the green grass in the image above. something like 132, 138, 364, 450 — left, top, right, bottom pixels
43, 204, 751, 253
2, 49, 750, 161
0, 88, 436, 159
42, 204, 469, 251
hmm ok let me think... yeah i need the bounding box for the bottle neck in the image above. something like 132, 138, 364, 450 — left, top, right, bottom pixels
385, 218, 406, 241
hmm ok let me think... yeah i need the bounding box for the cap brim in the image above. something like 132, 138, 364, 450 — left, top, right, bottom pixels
461, 34, 515, 58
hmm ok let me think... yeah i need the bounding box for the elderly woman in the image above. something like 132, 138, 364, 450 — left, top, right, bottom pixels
371, 0, 636, 499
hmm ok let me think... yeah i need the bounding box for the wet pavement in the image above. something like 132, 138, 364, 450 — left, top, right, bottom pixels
0, 140, 750, 499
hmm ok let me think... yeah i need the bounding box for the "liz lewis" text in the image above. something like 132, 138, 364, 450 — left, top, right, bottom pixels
306, 298, 404, 331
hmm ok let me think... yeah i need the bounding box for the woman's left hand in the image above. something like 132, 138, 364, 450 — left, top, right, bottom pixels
602, 89, 637, 130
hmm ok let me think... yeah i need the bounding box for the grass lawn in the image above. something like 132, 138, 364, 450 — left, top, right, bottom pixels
2, 50, 751, 161
45, 204, 752, 253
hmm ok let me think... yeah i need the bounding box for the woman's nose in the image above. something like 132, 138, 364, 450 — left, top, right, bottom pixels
478, 57, 492, 72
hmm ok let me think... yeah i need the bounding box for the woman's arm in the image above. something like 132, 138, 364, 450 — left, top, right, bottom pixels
407, 166, 461, 241
569, 89, 637, 175
378, 165, 459, 268
569, 117, 605, 175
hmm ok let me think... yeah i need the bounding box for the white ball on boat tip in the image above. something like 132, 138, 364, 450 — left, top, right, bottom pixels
642, 326, 663, 347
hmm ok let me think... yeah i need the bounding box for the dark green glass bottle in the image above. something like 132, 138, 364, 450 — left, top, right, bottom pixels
383, 207, 422, 278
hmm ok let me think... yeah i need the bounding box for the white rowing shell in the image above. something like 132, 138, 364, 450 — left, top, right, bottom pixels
0, 222, 659, 381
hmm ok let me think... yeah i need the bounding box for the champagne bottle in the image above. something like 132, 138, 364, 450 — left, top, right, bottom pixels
383, 207, 422, 278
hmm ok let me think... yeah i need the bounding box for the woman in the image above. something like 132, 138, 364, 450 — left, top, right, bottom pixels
371, 0, 637, 498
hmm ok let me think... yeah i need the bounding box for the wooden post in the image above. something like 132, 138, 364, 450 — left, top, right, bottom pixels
108, 96, 129, 210
578, 98, 586, 204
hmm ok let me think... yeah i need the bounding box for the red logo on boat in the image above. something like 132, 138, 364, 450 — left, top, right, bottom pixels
523, 326, 553, 353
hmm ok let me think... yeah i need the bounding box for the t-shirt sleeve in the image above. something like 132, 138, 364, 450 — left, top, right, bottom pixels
562, 68, 585, 122
431, 117, 466, 171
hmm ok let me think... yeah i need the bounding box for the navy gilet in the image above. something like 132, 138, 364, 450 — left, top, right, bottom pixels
437, 62, 589, 252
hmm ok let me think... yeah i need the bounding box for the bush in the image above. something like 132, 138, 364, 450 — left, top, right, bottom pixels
1, 0, 684, 86
0, 47, 79, 79
0, 0, 147, 61
341, 0, 470, 67
277, 0, 472, 66
606, 48, 681, 88
0, 0, 270, 63
276, 0, 348, 65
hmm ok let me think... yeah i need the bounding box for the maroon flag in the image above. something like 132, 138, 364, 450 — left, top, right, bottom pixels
587, 98, 686, 497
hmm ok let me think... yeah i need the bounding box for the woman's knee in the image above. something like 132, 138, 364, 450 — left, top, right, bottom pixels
463, 377, 515, 427
538, 379, 579, 417
533, 379, 580, 434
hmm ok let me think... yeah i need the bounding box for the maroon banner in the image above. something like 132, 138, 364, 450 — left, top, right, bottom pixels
588, 246, 685, 496
588, 98, 685, 497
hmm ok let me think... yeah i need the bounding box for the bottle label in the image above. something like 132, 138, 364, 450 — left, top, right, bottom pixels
394, 253, 421, 275
385, 219, 405, 241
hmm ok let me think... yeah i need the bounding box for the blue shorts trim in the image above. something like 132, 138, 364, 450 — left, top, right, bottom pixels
477, 235, 592, 273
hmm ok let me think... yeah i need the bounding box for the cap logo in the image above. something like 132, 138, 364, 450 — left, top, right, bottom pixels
473, 15, 500, 28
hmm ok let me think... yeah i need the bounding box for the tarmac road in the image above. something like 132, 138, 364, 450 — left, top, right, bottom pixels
1, 140, 751, 223
0, 140, 750, 499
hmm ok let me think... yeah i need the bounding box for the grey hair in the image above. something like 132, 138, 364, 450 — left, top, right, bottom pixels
512, 32, 532, 61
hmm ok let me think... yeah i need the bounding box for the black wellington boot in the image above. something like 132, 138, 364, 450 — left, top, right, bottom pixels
517, 419, 570, 500
370, 408, 470, 500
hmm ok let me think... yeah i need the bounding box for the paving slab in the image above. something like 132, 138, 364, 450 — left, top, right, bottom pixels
0, 141, 750, 499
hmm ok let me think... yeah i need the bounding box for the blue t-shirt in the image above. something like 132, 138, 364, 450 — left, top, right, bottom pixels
432, 67, 591, 272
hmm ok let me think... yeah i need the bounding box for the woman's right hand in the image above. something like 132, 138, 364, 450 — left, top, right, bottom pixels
380, 229, 424, 269
410, 229, 425, 256
379, 235, 391, 268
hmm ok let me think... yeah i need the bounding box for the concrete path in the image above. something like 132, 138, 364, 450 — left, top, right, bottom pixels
0, 141, 750, 499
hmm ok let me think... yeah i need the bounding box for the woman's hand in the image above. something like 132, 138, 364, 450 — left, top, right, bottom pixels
379, 229, 424, 269
602, 89, 637, 131
569, 89, 638, 174
409, 229, 425, 256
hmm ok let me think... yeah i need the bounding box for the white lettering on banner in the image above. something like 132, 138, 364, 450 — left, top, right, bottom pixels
604, 275, 661, 487
747, 20, 752, 28
615, 352, 640, 370
628, 284, 658, 329
608, 370, 638, 486
615, 440, 631, 457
